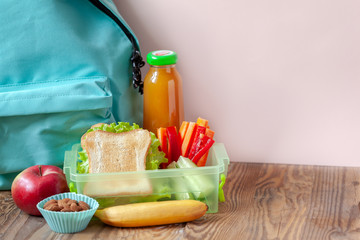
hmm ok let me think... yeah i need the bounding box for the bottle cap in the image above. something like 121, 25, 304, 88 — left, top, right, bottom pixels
147, 50, 177, 66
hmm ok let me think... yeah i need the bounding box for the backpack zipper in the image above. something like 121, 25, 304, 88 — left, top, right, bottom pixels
89, 0, 145, 94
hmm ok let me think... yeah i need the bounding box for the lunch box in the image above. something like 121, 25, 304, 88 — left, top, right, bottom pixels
64, 143, 229, 213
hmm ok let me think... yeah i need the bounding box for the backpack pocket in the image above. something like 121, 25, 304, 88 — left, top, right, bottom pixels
0, 76, 114, 189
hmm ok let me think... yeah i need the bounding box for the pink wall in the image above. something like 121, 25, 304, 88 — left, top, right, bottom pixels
114, 0, 360, 166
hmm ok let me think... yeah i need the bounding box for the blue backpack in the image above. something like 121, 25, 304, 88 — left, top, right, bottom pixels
0, 0, 145, 190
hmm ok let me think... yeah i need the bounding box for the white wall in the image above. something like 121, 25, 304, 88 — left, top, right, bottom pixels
114, 0, 360, 166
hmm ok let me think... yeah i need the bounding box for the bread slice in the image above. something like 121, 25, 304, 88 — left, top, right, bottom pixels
81, 129, 153, 197
80, 123, 106, 149
84, 129, 151, 173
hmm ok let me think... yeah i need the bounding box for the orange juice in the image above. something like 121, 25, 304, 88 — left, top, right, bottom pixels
143, 50, 184, 134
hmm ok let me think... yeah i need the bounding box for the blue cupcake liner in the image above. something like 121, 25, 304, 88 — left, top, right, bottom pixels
37, 192, 99, 234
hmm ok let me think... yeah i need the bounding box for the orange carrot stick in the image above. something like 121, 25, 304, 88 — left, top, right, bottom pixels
179, 121, 189, 144
157, 127, 168, 158
181, 122, 197, 157
196, 117, 208, 127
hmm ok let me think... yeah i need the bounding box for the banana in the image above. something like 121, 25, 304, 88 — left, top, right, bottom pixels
94, 200, 208, 227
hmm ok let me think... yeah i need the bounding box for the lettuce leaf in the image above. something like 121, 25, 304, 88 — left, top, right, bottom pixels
77, 122, 168, 173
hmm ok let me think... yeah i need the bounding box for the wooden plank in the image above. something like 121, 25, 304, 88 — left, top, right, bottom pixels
1, 163, 360, 239
240, 164, 313, 240
302, 166, 360, 240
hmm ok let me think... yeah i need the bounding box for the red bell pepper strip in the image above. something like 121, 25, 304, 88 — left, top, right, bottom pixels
192, 126, 206, 146
188, 135, 202, 160
196, 129, 215, 167
191, 137, 215, 164
188, 126, 206, 159
166, 126, 181, 164
188, 134, 210, 160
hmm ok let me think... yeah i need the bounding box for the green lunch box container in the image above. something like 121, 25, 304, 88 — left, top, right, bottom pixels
64, 143, 229, 213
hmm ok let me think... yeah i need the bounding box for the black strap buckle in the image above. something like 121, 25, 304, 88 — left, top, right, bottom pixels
131, 50, 145, 94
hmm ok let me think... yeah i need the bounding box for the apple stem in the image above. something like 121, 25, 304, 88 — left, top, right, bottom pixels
39, 165, 42, 176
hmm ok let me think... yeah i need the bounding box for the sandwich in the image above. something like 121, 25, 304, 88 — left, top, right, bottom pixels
83, 129, 151, 174
77, 122, 167, 174
77, 122, 168, 197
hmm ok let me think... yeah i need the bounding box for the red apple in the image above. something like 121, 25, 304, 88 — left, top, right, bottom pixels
11, 165, 69, 216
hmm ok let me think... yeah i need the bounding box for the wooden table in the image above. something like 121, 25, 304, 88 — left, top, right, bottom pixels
1, 162, 360, 240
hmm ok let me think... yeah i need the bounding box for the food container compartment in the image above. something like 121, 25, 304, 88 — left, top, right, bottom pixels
64, 143, 229, 213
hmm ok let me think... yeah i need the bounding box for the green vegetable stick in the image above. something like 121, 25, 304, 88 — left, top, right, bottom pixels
176, 156, 215, 199
166, 162, 194, 200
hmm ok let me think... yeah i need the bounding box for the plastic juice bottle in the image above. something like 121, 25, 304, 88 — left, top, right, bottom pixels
143, 50, 184, 134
